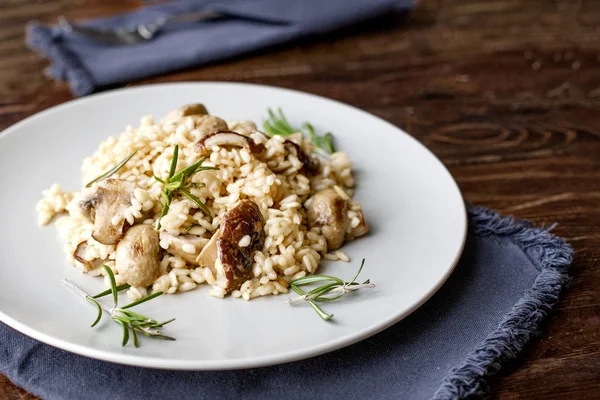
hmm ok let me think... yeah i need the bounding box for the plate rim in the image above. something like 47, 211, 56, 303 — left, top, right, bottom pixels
0, 81, 467, 370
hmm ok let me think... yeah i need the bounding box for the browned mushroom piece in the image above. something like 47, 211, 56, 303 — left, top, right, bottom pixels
284, 140, 320, 174
190, 115, 229, 136
307, 188, 350, 250
217, 200, 265, 292
159, 232, 209, 265
79, 179, 136, 245
195, 131, 266, 159
162, 104, 229, 137
162, 103, 209, 123
194, 200, 265, 292
73, 242, 105, 272
115, 224, 160, 287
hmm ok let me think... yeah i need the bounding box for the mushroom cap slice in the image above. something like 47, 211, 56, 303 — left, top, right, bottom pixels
195, 131, 266, 159
215, 200, 265, 293
284, 140, 320, 174
307, 188, 349, 250
189, 115, 229, 136
73, 242, 105, 272
160, 232, 209, 265
115, 224, 160, 287
162, 103, 209, 123
79, 179, 136, 245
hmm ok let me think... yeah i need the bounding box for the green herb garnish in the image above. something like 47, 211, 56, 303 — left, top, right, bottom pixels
155, 145, 218, 229
183, 224, 201, 233
62, 265, 175, 347
286, 259, 374, 321
263, 108, 336, 154
85, 150, 138, 188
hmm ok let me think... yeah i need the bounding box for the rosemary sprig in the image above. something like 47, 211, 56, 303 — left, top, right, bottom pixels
85, 150, 138, 188
63, 265, 175, 347
286, 259, 375, 321
155, 145, 218, 229
263, 108, 336, 154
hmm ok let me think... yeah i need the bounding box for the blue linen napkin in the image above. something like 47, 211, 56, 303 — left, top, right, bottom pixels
26, 0, 414, 97
0, 205, 572, 399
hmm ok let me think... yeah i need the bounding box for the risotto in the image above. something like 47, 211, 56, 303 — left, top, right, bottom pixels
37, 104, 368, 301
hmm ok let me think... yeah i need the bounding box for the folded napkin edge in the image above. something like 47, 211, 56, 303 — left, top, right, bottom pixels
26, 21, 94, 96
433, 204, 573, 399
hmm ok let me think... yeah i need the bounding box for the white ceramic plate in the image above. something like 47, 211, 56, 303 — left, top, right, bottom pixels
0, 82, 466, 370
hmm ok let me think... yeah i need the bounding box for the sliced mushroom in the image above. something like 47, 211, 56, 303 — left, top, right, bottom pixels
307, 188, 350, 250
115, 224, 160, 287
79, 179, 136, 245
160, 232, 209, 265
194, 200, 265, 292
73, 242, 105, 272
162, 103, 209, 123
217, 200, 265, 292
189, 115, 229, 136
162, 104, 229, 137
195, 131, 266, 159
284, 140, 320, 174
196, 231, 219, 267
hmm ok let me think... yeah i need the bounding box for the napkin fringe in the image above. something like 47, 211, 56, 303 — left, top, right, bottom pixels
432, 205, 573, 399
26, 21, 94, 97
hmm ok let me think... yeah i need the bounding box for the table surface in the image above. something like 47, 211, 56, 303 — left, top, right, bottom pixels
1, 0, 599, 398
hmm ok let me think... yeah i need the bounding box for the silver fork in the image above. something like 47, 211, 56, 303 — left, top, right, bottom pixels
58, 11, 225, 45
58, 11, 287, 45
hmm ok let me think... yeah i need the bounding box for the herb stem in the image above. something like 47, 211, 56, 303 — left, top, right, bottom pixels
63, 279, 112, 313
85, 150, 138, 188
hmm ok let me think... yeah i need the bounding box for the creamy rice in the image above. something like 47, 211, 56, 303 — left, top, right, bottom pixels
37, 107, 365, 301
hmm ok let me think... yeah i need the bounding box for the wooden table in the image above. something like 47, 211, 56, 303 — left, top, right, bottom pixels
1, 0, 599, 398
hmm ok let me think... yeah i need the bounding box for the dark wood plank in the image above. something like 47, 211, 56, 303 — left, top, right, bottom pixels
1, 0, 600, 398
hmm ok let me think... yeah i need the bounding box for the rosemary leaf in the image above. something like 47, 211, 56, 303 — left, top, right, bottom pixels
102, 265, 119, 307
131, 327, 139, 348
165, 180, 182, 191
168, 145, 179, 179
92, 283, 130, 299
85, 150, 138, 188
307, 300, 333, 320
291, 275, 344, 286
183, 224, 201, 233
121, 291, 164, 309
151, 318, 176, 328
117, 319, 129, 346
304, 123, 322, 149
179, 188, 212, 219
348, 258, 366, 286
152, 334, 177, 341
119, 310, 150, 322
87, 298, 103, 327
308, 282, 342, 299
322, 132, 335, 154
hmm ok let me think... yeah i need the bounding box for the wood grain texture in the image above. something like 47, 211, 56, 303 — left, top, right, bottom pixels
1, 0, 600, 398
